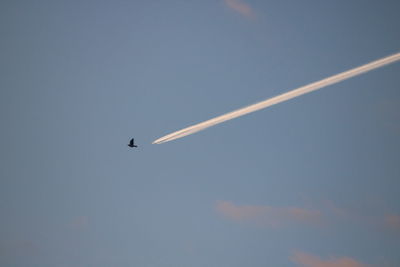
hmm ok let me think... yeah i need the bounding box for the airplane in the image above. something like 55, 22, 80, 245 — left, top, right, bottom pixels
128, 138, 138, 148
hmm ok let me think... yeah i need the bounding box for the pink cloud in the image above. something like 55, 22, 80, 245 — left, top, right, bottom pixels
384, 214, 400, 230
216, 201, 321, 227
223, 0, 254, 17
291, 251, 366, 267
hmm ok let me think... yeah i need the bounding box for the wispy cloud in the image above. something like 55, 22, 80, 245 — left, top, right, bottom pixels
322, 201, 400, 232
216, 201, 322, 227
223, 0, 255, 17
384, 214, 400, 230
291, 251, 367, 267
217, 199, 400, 235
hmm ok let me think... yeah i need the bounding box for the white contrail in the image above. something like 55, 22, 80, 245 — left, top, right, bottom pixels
153, 52, 400, 144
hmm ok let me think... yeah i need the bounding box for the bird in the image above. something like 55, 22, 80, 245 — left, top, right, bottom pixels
128, 138, 138, 148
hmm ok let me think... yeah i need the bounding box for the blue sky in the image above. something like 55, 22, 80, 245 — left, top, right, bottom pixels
1, 1, 399, 266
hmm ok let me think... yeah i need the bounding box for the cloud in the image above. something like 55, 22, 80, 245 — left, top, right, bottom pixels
291, 251, 366, 267
223, 0, 254, 17
217, 200, 400, 234
215, 201, 322, 227
384, 214, 400, 230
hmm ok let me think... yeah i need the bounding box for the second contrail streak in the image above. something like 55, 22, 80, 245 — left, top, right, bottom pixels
153, 52, 400, 144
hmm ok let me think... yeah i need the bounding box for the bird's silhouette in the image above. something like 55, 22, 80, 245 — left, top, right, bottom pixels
128, 138, 137, 148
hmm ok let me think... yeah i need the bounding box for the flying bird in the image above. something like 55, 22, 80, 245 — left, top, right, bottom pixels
128, 138, 138, 148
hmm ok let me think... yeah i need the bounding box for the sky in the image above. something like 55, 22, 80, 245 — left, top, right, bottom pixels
0, 1, 399, 266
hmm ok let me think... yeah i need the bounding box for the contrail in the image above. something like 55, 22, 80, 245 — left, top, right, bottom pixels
153, 52, 400, 144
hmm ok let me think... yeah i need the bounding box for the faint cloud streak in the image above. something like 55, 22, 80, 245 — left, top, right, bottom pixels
384, 214, 400, 230
291, 251, 366, 267
216, 201, 322, 227
224, 0, 254, 17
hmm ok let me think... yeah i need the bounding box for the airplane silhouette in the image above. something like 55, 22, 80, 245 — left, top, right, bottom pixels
128, 138, 138, 148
